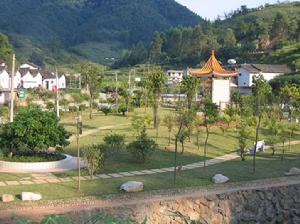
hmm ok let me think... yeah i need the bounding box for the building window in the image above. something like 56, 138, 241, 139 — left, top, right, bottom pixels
51, 81, 54, 84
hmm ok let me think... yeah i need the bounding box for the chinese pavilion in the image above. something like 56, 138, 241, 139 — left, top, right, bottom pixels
188, 50, 238, 109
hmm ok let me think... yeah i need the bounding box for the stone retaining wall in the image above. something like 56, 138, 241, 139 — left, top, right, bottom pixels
67, 184, 300, 224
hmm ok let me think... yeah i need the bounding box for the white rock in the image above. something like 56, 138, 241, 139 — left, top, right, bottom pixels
212, 174, 229, 184
285, 167, 300, 176
21, 192, 42, 201
120, 181, 144, 192
1, 194, 14, 202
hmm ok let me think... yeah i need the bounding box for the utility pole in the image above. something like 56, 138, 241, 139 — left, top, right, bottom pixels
76, 111, 82, 191
115, 71, 118, 105
55, 68, 60, 118
9, 54, 15, 123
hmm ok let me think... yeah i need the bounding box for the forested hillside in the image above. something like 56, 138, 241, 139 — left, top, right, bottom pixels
0, 0, 203, 66
117, 2, 300, 70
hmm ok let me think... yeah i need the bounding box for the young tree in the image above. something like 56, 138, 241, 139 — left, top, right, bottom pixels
237, 121, 252, 161
147, 69, 166, 128
127, 127, 158, 163
201, 99, 219, 168
0, 108, 70, 157
131, 113, 152, 135
194, 116, 203, 151
181, 76, 199, 109
83, 145, 105, 178
252, 75, 272, 173
223, 28, 237, 48
266, 117, 281, 156
279, 124, 288, 161
163, 114, 175, 145
80, 62, 103, 119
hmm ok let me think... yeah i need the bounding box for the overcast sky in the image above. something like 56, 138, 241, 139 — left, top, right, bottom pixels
176, 0, 294, 20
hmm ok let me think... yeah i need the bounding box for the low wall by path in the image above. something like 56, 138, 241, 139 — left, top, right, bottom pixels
0, 177, 299, 223
0, 154, 75, 173
68, 184, 300, 224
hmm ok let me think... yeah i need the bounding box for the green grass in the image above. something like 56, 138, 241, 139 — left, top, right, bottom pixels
0, 146, 299, 201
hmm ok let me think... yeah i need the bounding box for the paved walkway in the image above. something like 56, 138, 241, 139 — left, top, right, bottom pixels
0, 152, 240, 187
69, 123, 130, 141
0, 141, 299, 188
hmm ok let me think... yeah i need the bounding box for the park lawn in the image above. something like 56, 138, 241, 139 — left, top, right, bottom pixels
0, 173, 31, 181
0, 146, 299, 201
62, 110, 300, 176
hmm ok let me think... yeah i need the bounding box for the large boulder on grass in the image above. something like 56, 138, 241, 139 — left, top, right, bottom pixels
120, 181, 144, 193
1, 194, 14, 203
212, 174, 229, 184
21, 192, 42, 201
285, 167, 300, 176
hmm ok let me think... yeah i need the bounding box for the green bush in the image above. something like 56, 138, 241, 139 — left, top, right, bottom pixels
0, 152, 65, 162
0, 107, 70, 156
69, 106, 78, 113
102, 133, 125, 154
101, 107, 111, 116
118, 104, 127, 116
83, 145, 105, 177
0, 105, 9, 117
127, 128, 158, 163
79, 104, 87, 111
46, 101, 55, 111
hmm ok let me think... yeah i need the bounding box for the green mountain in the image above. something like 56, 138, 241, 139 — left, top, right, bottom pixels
120, 2, 299, 69
0, 0, 203, 66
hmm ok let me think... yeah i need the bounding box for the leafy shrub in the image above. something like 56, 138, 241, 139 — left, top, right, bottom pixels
83, 145, 105, 177
101, 107, 111, 116
0, 108, 70, 156
0, 106, 9, 117
69, 106, 78, 113
46, 101, 55, 111
102, 133, 125, 154
0, 152, 65, 162
118, 104, 127, 116
79, 104, 87, 111
127, 128, 158, 163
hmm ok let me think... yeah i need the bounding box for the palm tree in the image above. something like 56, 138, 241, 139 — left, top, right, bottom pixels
181, 76, 199, 109
147, 69, 166, 128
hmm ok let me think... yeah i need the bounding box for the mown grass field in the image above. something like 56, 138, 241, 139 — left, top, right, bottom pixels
0, 145, 299, 201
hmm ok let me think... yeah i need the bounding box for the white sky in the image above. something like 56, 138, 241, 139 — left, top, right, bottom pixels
176, 0, 295, 20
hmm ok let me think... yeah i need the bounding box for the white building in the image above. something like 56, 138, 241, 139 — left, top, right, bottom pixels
238, 64, 291, 93
42, 71, 66, 91
166, 70, 185, 84
16, 68, 43, 89
0, 65, 10, 104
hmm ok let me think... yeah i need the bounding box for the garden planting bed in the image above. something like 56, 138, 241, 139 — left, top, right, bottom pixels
0, 154, 73, 173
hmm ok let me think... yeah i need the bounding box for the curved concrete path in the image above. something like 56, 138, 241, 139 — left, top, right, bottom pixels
0, 141, 299, 188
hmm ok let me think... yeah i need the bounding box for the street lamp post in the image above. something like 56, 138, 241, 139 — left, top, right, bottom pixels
9, 54, 15, 123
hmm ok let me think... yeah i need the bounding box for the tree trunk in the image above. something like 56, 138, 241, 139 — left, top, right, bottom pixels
153, 97, 158, 129
204, 124, 209, 168
174, 123, 183, 184
89, 96, 93, 120
197, 130, 200, 151
181, 141, 184, 154
168, 130, 171, 145
281, 141, 285, 160
253, 114, 262, 174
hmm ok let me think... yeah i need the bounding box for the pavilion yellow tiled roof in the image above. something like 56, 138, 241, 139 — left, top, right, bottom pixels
189, 51, 238, 77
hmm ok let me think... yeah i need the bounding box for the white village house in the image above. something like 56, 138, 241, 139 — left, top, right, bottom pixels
0, 62, 66, 104
238, 64, 291, 94
166, 70, 185, 84
0, 65, 10, 104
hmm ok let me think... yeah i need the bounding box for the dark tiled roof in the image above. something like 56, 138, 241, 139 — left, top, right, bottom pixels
241, 64, 291, 74
30, 69, 41, 77
19, 68, 30, 77
41, 70, 55, 79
